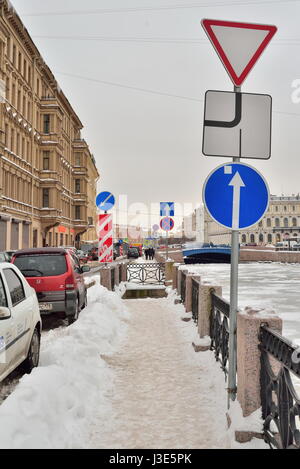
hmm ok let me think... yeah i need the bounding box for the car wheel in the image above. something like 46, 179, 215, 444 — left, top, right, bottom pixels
68, 297, 79, 325
23, 328, 40, 373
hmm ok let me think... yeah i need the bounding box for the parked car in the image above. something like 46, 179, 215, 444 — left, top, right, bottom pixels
0, 262, 42, 383
0, 252, 10, 263
127, 247, 139, 259
89, 247, 98, 261
3, 251, 17, 262
76, 250, 89, 264
12, 248, 90, 325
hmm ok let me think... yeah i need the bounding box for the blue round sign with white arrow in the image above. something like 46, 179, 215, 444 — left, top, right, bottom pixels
203, 162, 269, 230
95, 191, 115, 212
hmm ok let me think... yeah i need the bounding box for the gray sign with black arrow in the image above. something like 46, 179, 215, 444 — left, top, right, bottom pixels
202, 90, 272, 160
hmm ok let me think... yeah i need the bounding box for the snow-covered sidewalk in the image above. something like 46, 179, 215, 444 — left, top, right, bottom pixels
90, 295, 230, 449
0, 280, 267, 449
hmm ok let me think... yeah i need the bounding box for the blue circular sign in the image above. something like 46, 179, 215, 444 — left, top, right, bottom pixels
96, 191, 115, 211
203, 162, 269, 230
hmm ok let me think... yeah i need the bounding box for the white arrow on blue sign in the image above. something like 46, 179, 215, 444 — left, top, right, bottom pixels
203, 162, 269, 230
160, 202, 174, 217
96, 191, 115, 211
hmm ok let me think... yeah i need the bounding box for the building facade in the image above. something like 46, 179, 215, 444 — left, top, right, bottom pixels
205, 195, 300, 245
0, 0, 99, 250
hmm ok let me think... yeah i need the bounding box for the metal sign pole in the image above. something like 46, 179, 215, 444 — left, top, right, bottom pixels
228, 84, 241, 407
166, 229, 169, 261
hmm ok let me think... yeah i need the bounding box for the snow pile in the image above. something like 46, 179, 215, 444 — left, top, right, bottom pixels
0, 277, 130, 449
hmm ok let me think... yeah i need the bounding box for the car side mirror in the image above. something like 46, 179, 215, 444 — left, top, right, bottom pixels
0, 307, 11, 320
81, 265, 91, 273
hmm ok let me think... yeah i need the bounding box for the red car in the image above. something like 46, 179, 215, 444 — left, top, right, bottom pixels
12, 248, 90, 324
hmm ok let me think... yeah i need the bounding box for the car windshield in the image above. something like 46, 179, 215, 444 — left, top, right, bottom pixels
0, 253, 6, 262
14, 254, 67, 277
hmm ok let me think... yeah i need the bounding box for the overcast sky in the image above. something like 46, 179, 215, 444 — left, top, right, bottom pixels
11, 0, 300, 226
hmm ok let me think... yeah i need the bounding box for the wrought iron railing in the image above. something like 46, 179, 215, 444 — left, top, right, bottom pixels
210, 292, 230, 377
181, 271, 186, 304
191, 278, 199, 324
259, 325, 300, 449
127, 263, 165, 284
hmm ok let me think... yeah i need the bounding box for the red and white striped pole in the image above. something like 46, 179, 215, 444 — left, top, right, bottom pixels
98, 213, 113, 263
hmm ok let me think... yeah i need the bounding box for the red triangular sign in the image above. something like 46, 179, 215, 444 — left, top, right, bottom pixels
202, 19, 277, 86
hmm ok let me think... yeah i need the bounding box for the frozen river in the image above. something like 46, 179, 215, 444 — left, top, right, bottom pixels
182, 262, 300, 346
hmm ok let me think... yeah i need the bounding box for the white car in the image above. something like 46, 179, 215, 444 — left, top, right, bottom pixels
0, 263, 42, 383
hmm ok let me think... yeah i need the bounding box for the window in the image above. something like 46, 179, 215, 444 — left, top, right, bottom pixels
75, 179, 81, 193
17, 90, 21, 110
284, 218, 289, 227
292, 218, 297, 227
258, 221, 262, 227
14, 254, 67, 278
275, 218, 280, 227
3, 269, 25, 306
75, 206, 81, 219
18, 52, 21, 71
259, 234, 264, 243
23, 60, 27, 81
0, 275, 7, 307
4, 124, 8, 147
43, 151, 50, 170
75, 153, 81, 166
250, 234, 255, 243
241, 234, 246, 243
6, 37, 10, 59
10, 128, 14, 152
60, 234, 64, 246
267, 218, 271, 227
12, 83, 15, 106
42, 188, 49, 208
12, 45, 16, 66
284, 206, 287, 212
275, 206, 278, 212
16, 133, 20, 154
88, 217, 93, 226
43, 114, 50, 134
268, 234, 272, 243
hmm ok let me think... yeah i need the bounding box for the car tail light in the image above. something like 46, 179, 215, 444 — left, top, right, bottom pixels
65, 274, 75, 290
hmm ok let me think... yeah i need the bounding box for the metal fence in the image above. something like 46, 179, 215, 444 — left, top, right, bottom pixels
210, 292, 230, 377
181, 272, 186, 304
111, 267, 115, 290
127, 263, 165, 284
191, 278, 199, 324
259, 325, 300, 449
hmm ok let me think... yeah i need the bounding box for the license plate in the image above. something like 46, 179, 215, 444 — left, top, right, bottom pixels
39, 303, 53, 311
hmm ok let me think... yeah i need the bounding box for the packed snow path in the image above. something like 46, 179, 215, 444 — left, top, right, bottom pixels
92, 298, 229, 449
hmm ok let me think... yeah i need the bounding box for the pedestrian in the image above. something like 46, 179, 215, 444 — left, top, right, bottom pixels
151, 247, 155, 260
145, 248, 149, 260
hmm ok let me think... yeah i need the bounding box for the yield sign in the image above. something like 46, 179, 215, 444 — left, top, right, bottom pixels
201, 19, 277, 86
